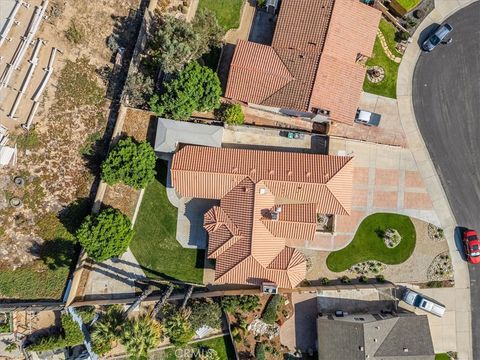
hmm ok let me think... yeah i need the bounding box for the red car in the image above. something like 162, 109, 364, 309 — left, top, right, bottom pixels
463, 230, 480, 264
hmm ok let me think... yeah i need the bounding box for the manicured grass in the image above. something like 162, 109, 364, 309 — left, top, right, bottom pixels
163, 335, 235, 360
363, 20, 401, 99
395, 0, 422, 11
130, 161, 205, 284
435, 354, 450, 360
379, 19, 403, 57
198, 0, 243, 30
326, 213, 416, 272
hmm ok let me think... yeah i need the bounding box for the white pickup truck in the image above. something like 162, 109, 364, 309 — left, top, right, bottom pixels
402, 288, 446, 317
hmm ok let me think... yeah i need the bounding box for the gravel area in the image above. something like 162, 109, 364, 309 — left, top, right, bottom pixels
303, 218, 450, 284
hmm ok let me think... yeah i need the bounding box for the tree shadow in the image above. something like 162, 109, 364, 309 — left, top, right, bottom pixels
58, 198, 92, 235
374, 227, 385, 239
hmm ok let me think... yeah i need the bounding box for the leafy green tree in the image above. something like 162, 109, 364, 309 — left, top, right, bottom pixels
189, 300, 222, 331
76, 306, 96, 325
76, 207, 134, 261
149, 11, 224, 73
164, 306, 195, 347
220, 104, 244, 125
91, 305, 124, 355
101, 137, 157, 189
121, 315, 163, 360
261, 295, 281, 324
149, 61, 221, 120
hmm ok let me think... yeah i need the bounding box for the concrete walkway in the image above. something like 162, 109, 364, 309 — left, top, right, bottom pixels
396, 1, 477, 358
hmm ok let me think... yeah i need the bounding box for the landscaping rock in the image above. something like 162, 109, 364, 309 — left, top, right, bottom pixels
427, 251, 453, 281
349, 261, 386, 276
427, 224, 445, 242
383, 228, 401, 248
248, 319, 279, 340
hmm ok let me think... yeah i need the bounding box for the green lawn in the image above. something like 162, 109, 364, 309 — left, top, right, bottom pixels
130, 161, 205, 284
162, 335, 235, 360
363, 19, 401, 99
198, 0, 243, 30
435, 354, 450, 360
326, 213, 416, 272
395, 0, 422, 11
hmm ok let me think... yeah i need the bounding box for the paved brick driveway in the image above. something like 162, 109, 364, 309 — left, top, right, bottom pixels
293, 138, 439, 252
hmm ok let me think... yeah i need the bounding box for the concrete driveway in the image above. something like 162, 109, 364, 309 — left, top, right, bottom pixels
411, 2, 480, 358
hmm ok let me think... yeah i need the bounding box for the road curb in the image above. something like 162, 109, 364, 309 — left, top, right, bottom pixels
396, 1, 478, 359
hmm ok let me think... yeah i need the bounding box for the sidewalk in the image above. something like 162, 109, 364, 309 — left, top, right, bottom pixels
396, 1, 477, 358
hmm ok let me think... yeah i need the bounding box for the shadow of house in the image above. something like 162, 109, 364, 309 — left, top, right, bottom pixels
455, 226, 468, 261
293, 296, 319, 353
179, 198, 220, 249
248, 8, 276, 45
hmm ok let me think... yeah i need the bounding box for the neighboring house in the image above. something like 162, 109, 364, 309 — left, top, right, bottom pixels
317, 313, 435, 360
171, 145, 353, 288
225, 0, 381, 125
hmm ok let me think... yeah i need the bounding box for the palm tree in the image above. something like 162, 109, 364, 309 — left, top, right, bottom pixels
91, 305, 124, 355
121, 315, 163, 360
164, 306, 194, 347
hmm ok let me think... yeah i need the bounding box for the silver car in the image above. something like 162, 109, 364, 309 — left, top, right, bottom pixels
422, 23, 453, 52
402, 288, 446, 317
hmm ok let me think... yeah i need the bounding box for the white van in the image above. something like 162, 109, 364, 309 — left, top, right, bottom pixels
402, 288, 446, 317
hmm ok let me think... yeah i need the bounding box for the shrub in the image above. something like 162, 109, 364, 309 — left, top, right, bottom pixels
91, 305, 124, 355
76, 306, 96, 325
255, 342, 266, 360
261, 295, 281, 325
340, 275, 351, 284
28, 314, 84, 352
221, 295, 260, 313
413, 9, 425, 19
375, 274, 385, 283
121, 315, 163, 359
359, 275, 368, 283
5, 342, 16, 352
220, 104, 244, 125
149, 61, 221, 120
320, 277, 330, 286
65, 21, 84, 44
124, 72, 154, 108
189, 300, 222, 330
76, 207, 134, 261
427, 281, 443, 288
101, 137, 157, 189
164, 307, 195, 347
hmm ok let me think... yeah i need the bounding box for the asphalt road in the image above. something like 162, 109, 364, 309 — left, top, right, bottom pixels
412, 2, 480, 358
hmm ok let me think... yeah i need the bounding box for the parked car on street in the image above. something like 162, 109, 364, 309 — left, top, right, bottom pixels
354, 110, 381, 126
422, 23, 453, 52
402, 288, 446, 317
462, 229, 480, 264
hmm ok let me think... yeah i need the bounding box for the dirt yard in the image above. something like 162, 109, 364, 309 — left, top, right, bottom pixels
0, 0, 141, 298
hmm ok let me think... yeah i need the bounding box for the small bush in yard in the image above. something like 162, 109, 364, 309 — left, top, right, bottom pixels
189, 299, 222, 330
65, 21, 84, 44
101, 137, 157, 189
320, 277, 330, 286
255, 342, 266, 360
340, 275, 351, 284
376, 274, 385, 283
76, 207, 134, 261
359, 275, 368, 283
221, 295, 259, 313
261, 294, 281, 324
220, 104, 244, 125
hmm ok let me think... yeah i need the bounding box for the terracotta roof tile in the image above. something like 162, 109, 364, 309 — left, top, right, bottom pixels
172, 145, 353, 288
224, 0, 381, 124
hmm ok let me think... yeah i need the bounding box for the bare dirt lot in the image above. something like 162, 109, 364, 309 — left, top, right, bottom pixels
0, 0, 141, 299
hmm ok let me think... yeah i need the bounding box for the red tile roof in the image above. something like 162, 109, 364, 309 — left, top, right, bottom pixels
171, 145, 354, 288
224, 0, 381, 124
